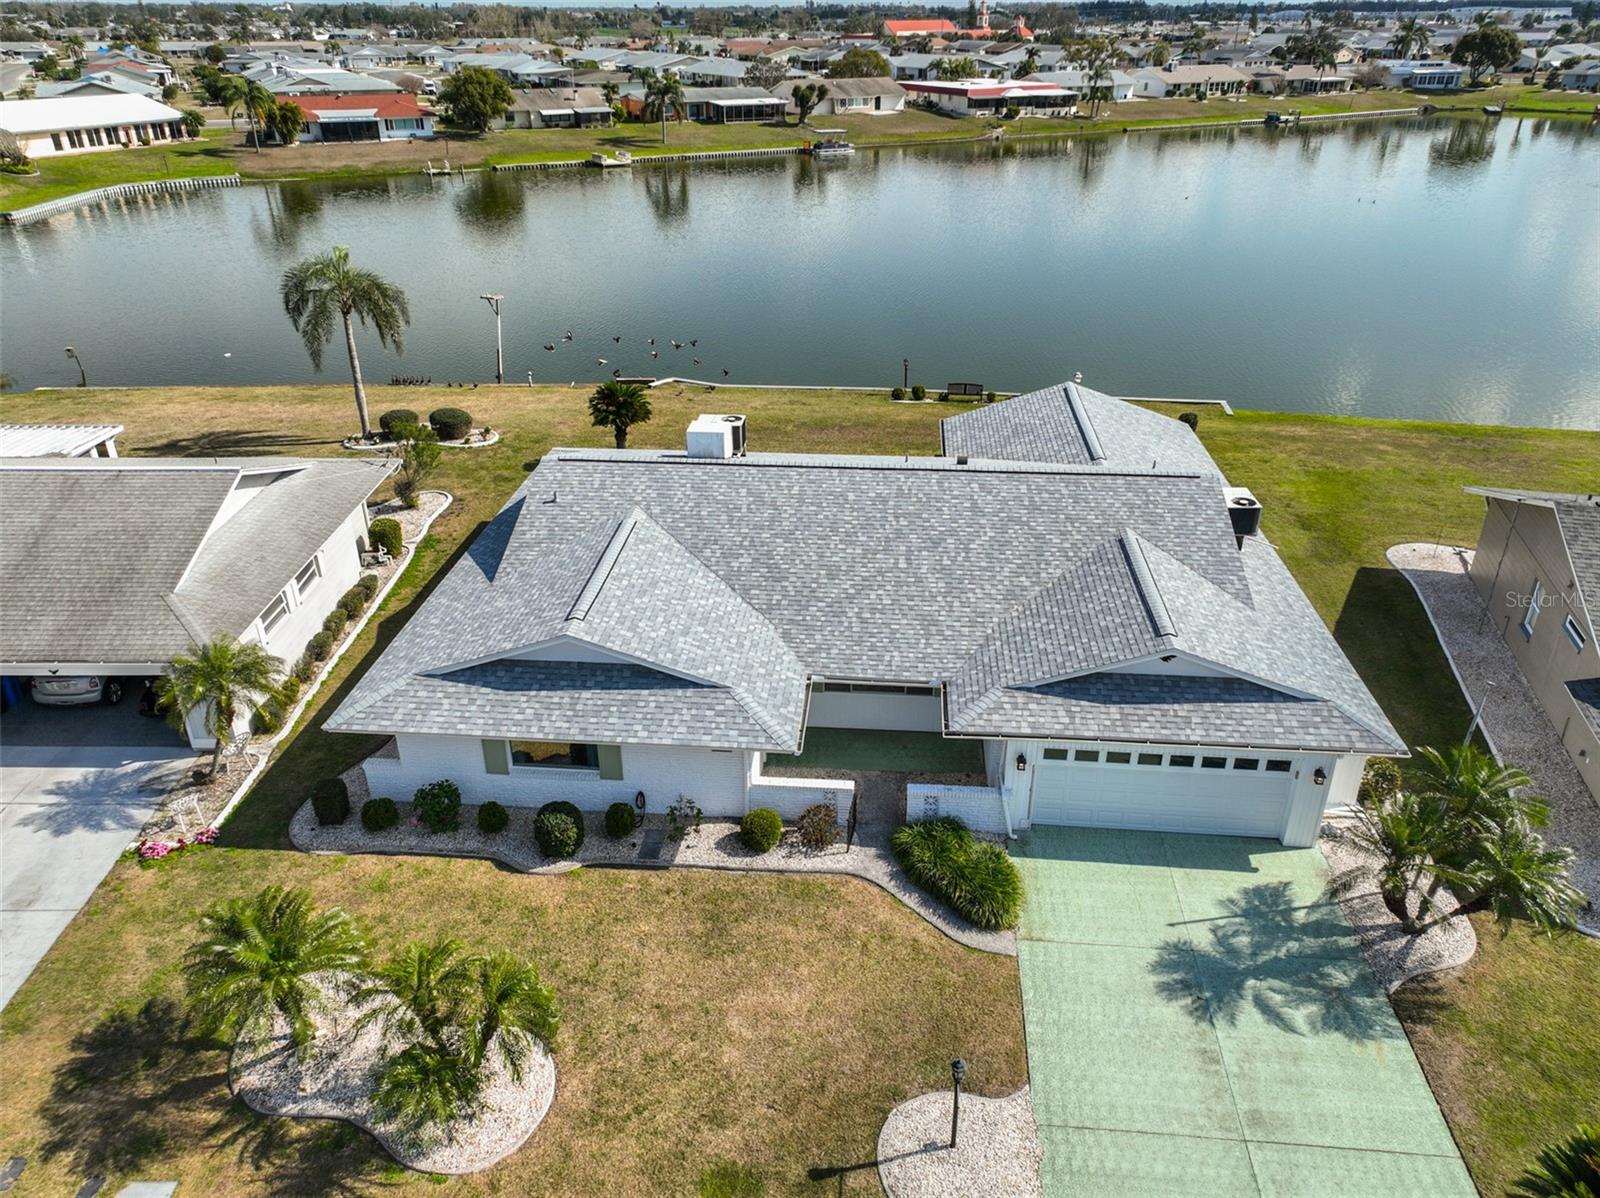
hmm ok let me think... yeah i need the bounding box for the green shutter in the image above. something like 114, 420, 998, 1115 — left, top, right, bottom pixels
482, 739, 509, 775
596, 744, 623, 780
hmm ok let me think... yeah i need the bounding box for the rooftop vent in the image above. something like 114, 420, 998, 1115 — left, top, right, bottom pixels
1223, 486, 1262, 545
686, 414, 746, 460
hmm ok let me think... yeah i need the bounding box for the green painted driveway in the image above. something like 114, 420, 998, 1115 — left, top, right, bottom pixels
1012, 827, 1474, 1197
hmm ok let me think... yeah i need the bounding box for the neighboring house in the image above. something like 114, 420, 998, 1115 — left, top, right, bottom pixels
1378, 59, 1466, 89
1202, 43, 1277, 68
328, 383, 1402, 847
0, 455, 395, 749
1027, 68, 1136, 101
674, 56, 753, 86
902, 76, 1078, 116
1253, 65, 1354, 94
770, 76, 907, 116
677, 86, 787, 122
499, 86, 613, 129
0, 423, 121, 457
1467, 487, 1600, 802
1559, 59, 1600, 91
1132, 64, 1250, 97
289, 92, 434, 141
884, 18, 960, 39
35, 71, 161, 99
0, 42, 53, 64
252, 64, 403, 95
0, 94, 190, 157
441, 53, 574, 87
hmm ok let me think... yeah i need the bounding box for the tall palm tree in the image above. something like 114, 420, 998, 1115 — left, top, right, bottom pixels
1080, 36, 1120, 117
588, 380, 652, 448
644, 70, 684, 142
184, 887, 367, 1059
281, 246, 411, 439
467, 950, 559, 1081
157, 635, 282, 775
1390, 16, 1429, 59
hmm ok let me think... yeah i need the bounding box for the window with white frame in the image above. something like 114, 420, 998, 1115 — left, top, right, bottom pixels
259, 591, 290, 636
1522, 578, 1543, 638
294, 554, 322, 600
1566, 615, 1588, 652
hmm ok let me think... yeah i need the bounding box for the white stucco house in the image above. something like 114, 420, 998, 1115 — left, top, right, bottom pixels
0, 453, 395, 748
0, 94, 190, 157
329, 385, 1404, 847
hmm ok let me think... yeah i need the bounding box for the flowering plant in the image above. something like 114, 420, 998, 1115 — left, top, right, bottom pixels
132, 827, 219, 866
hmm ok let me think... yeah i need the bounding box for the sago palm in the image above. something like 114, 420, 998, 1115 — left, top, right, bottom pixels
1412, 743, 1545, 830
156, 635, 282, 775
468, 949, 559, 1082
588, 380, 652, 448
1337, 791, 1446, 932
1438, 820, 1585, 934
184, 887, 367, 1059
1513, 1124, 1600, 1198
353, 935, 475, 1047
372, 1041, 485, 1132
281, 246, 411, 439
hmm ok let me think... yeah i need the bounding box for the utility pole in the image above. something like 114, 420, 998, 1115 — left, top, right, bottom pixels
479, 293, 504, 384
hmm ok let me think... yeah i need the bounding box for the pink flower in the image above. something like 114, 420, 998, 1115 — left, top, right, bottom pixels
195, 827, 219, 844
138, 840, 173, 860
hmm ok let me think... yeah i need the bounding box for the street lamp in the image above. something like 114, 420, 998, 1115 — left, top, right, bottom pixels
949, 1058, 967, 1148
64, 346, 86, 388
902, 358, 910, 391
479, 293, 504, 384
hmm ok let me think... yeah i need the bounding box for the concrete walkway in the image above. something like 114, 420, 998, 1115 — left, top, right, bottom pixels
1389, 543, 1600, 924
1012, 827, 1474, 1197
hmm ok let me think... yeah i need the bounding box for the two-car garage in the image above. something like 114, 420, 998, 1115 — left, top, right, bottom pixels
1026, 742, 1310, 841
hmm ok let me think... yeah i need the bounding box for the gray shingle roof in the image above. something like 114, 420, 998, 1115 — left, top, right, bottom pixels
940, 381, 1221, 476
1567, 679, 1600, 742
1466, 487, 1600, 631
0, 457, 392, 666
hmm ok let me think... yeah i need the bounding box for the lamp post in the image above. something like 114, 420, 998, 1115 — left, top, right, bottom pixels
902, 358, 910, 390
64, 346, 86, 388
479, 293, 504, 384
949, 1058, 967, 1148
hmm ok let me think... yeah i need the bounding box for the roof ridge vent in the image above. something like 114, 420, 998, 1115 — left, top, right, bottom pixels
1064, 381, 1107, 464
568, 508, 644, 622
1120, 530, 1177, 641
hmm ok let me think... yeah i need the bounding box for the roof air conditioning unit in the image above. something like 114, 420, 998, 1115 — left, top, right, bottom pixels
686, 414, 747, 460
1223, 486, 1263, 543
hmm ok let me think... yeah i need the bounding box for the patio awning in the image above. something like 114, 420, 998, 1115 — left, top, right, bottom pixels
536, 107, 574, 116
574, 105, 613, 114
709, 96, 784, 107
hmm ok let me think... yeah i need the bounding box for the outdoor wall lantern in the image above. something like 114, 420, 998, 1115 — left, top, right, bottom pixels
1313, 768, 1327, 786
1016, 753, 1027, 772
634, 790, 647, 812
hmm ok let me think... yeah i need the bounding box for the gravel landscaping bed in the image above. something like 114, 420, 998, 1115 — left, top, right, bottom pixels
1320, 820, 1477, 992
877, 1086, 1041, 1198
232, 982, 554, 1175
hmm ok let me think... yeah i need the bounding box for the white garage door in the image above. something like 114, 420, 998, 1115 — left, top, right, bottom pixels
1029, 745, 1296, 839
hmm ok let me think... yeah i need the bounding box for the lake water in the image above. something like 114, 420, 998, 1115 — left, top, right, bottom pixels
3, 115, 1598, 429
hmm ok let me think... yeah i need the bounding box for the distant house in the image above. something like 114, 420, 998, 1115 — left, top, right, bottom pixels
1202, 43, 1277, 69
249, 62, 403, 95
1378, 59, 1466, 89
1027, 68, 1136, 102
770, 76, 906, 116
675, 56, 754, 86
1466, 487, 1600, 803
677, 85, 787, 123
1252, 65, 1354, 94
0, 424, 121, 458
1560, 59, 1600, 91
499, 86, 614, 129
1131, 64, 1250, 97
0, 456, 395, 750
0, 94, 190, 157
883, 18, 960, 39
0, 42, 53, 64
903, 76, 1077, 116
289, 92, 434, 141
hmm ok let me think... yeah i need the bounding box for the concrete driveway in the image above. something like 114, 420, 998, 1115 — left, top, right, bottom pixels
1011, 826, 1475, 1197
1, 699, 194, 1009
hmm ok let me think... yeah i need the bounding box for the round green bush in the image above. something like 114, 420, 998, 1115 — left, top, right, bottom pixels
379, 408, 419, 438
368, 517, 403, 558
604, 801, 637, 839
428, 407, 473, 441
311, 777, 350, 826
1179, 411, 1200, 431
322, 607, 349, 637
305, 630, 334, 661
477, 800, 509, 834
362, 796, 400, 831
911, 383, 927, 401
740, 807, 783, 853
357, 573, 381, 601
890, 817, 1022, 931
534, 800, 585, 858
277, 675, 302, 706
1359, 757, 1404, 806
890, 385, 906, 401
339, 587, 365, 617
413, 779, 462, 833
251, 702, 284, 736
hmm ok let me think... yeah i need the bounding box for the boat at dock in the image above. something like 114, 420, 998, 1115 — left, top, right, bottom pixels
807, 139, 856, 159
590, 151, 634, 168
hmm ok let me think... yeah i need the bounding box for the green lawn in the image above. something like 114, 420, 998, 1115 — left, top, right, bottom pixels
0, 383, 1594, 1195
0, 131, 237, 212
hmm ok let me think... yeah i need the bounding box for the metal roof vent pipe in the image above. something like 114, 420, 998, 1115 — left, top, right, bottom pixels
1224, 486, 1262, 547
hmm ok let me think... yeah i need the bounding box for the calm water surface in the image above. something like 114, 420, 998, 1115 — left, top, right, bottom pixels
3, 116, 1597, 428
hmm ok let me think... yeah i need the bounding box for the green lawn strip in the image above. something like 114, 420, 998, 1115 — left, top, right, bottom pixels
0, 131, 236, 212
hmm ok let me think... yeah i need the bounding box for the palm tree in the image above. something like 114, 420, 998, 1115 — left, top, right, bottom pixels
467, 950, 559, 1081
1080, 36, 1120, 117
1435, 820, 1585, 934
588, 380, 653, 448
184, 887, 367, 1059
1513, 1124, 1600, 1198
643, 70, 684, 142
281, 246, 411, 439
1412, 743, 1547, 831
353, 935, 475, 1046
1337, 790, 1445, 930
1390, 16, 1429, 59
157, 635, 282, 775
372, 1041, 485, 1131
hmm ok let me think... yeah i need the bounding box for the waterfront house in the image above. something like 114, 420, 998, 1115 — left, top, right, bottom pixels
0, 94, 190, 157
677, 86, 788, 123
902, 76, 1078, 116
1131, 64, 1250, 98
1251, 65, 1355, 94
289, 92, 434, 142
1467, 487, 1600, 802
770, 76, 907, 116
499, 87, 614, 129
1026, 68, 1136, 102
329, 384, 1401, 845
1559, 59, 1600, 91
1378, 59, 1466, 89
0, 456, 394, 750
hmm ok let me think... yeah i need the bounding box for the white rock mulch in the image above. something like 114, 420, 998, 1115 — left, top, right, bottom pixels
1389, 542, 1600, 933
342, 428, 501, 452
877, 1087, 1041, 1198
1319, 821, 1477, 992
231, 984, 555, 1175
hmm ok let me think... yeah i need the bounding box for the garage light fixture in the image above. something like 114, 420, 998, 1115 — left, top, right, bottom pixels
1016, 753, 1027, 772
1312, 768, 1327, 786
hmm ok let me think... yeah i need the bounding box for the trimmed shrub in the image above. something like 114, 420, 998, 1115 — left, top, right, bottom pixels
362, 796, 400, 831
477, 800, 509, 835
890, 386, 906, 402
910, 383, 927, 401
1178, 411, 1200, 431
797, 802, 838, 852
379, 408, 419, 438
428, 406, 473, 441
604, 801, 637, 839
890, 817, 1022, 931
251, 702, 284, 736
357, 573, 381, 601
339, 587, 365, 618
322, 607, 349, 637
740, 807, 783, 853
311, 777, 350, 826
293, 653, 317, 683
413, 779, 462, 833
305, 630, 334, 662
1359, 757, 1403, 807
369, 517, 403, 558
534, 799, 585, 858
277, 675, 302, 707
985, 390, 997, 403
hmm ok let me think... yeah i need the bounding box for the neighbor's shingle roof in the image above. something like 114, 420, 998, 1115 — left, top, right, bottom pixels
1467, 487, 1600, 630
1566, 679, 1600, 742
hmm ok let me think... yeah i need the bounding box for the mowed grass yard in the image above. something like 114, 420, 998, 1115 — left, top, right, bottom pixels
0, 382, 1597, 1195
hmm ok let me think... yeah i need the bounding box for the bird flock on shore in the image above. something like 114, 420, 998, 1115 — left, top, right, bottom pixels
537, 329, 730, 383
